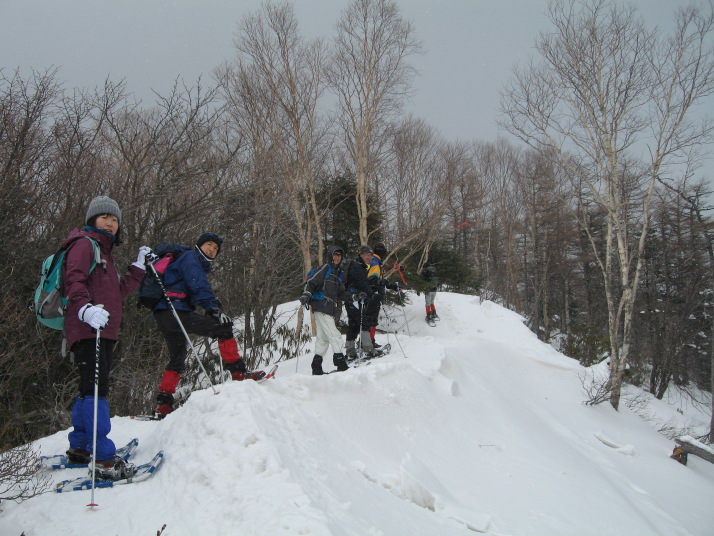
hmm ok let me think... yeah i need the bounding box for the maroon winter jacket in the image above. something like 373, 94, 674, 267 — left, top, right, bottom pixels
62, 227, 144, 349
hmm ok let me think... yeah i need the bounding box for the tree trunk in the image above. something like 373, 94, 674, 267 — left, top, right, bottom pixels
710, 314, 714, 443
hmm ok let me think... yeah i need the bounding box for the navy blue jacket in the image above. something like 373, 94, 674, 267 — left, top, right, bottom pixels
154, 247, 221, 312
303, 245, 352, 317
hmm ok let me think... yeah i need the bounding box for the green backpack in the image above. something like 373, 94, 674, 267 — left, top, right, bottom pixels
34, 237, 102, 330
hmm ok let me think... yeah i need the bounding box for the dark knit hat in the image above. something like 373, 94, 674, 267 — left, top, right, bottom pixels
359, 245, 374, 255
373, 242, 387, 258
86, 196, 121, 225
197, 232, 223, 254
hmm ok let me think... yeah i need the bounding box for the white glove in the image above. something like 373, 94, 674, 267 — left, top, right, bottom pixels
132, 246, 152, 270
78, 304, 110, 330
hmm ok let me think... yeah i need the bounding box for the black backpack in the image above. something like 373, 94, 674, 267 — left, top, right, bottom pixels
137, 243, 191, 310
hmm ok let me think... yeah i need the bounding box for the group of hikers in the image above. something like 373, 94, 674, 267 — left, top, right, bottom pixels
300, 243, 400, 375
52, 195, 440, 483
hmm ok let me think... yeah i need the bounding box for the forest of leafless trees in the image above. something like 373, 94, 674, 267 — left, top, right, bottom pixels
2, 0, 714, 453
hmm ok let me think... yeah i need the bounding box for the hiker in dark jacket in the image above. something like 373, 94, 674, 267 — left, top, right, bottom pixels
63, 195, 149, 481
364, 242, 391, 349
300, 245, 353, 374
342, 245, 381, 358
152, 232, 264, 418
422, 261, 440, 321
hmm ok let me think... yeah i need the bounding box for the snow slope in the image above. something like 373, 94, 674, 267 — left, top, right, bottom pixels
2, 292, 713, 536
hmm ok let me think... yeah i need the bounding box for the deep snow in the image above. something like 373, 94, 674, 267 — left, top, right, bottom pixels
1, 292, 713, 536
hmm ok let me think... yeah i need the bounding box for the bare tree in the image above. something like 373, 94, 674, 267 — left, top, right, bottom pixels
0, 68, 88, 447
101, 78, 230, 245
0, 443, 50, 502
474, 139, 523, 307
442, 141, 483, 272
217, 1, 331, 337
328, 0, 422, 244
219, 1, 331, 271
381, 116, 448, 265
516, 149, 576, 341
656, 176, 714, 442
500, 0, 714, 409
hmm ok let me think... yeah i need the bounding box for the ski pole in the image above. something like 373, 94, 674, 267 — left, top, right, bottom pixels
381, 304, 408, 358
295, 302, 302, 373
396, 283, 411, 336
358, 295, 366, 359
147, 256, 219, 395
88, 327, 101, 508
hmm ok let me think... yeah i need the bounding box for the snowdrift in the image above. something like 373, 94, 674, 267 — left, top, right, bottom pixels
2, 292, 713, 536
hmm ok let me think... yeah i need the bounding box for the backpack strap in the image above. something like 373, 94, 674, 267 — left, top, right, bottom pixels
60, 237, 103, 293
85, 237, 104, 271
342, 259, 355, 288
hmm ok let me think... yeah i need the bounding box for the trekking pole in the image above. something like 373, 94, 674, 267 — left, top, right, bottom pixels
397, 283, 411, 336
295, 302, 304, 373
147, 256, 218, 395
381, 304, 408, 358
358, 295, 366, 359
87, 326, 102, 508
215, 339, 225, 384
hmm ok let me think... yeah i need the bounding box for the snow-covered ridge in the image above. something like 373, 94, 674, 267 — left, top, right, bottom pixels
2, 292, 712, 535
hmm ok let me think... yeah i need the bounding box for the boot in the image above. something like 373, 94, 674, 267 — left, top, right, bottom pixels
66, 447, 90, 465
94, 456, 137, 481
369, 326, 381, 348
365, 348, 384, 358
432, 308, 440, 320
227, 358, 251, 381
345, 340, 357, 360
232, 370, 266, 381
333, 353, 349, 372
156, 392, 174, 419
359, 331, 383, 357
311, 354, 325, 375
228, 359, 266, 381
156, 370, 180, 418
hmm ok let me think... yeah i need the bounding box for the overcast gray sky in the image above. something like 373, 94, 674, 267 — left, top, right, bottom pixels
1, 0, 710, 179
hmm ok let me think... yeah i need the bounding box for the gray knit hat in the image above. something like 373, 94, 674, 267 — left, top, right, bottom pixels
86, 196, 122, 225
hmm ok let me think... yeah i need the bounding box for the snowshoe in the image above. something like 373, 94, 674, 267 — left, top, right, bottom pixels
258, 364, 278, 381
232, 370, 266, 381
94, 456, 137, 481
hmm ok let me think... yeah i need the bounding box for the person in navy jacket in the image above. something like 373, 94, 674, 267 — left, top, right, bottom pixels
152, 233, 264, 418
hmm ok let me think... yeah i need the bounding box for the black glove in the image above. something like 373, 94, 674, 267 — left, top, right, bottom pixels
299, 292, 311, 309
206, 309, 232, 325
352, 292, 368, 303
386, 281, 399, 291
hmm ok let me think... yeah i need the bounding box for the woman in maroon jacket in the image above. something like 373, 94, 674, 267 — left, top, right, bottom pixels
63, 195, 149, 481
